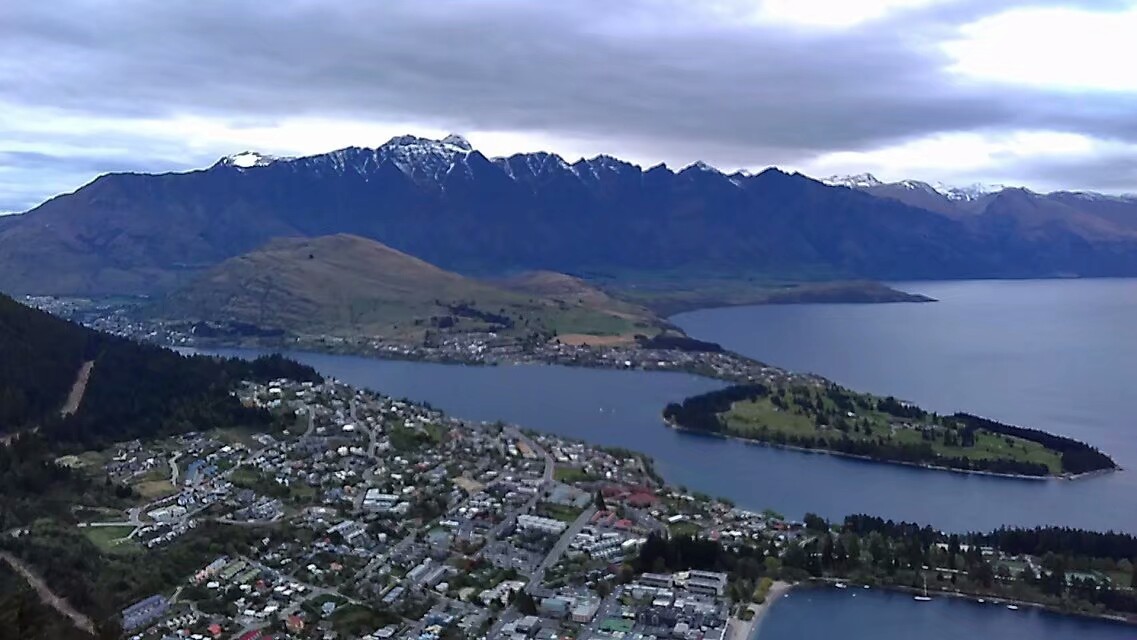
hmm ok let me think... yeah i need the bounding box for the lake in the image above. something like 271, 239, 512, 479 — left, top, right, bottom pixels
672, 278, 1137, 533
197, 279, 1137, 533
755, 587, 1132, 640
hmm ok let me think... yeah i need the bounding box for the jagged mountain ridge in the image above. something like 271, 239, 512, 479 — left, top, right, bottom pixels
2, 135, 1137, 295
824, 173, 1137, 239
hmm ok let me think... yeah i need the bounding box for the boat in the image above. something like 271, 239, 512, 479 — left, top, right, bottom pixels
1007, 605, 1020, 611
977, 598, 985, 603
835, 582, 848, 589
914, 575, 932, 602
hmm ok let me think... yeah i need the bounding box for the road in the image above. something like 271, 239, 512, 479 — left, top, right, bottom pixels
59, 360, 95, 418
1, 551, 96, 635
169, 452, 182, 486
526, 505, 597, 594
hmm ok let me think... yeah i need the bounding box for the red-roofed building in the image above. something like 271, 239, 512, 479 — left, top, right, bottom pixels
238, 630, 263, 640
625, 492, 658, 508
286, 615, 305, 633
207, 623, 223, 638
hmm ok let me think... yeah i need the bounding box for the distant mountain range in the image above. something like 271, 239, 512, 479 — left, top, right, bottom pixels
2, 134, 1137, 296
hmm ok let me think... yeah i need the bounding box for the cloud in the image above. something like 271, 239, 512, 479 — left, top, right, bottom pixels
0, 0, 1135, 210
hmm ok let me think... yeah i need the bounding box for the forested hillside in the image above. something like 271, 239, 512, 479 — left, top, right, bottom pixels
0, 293, 319, 448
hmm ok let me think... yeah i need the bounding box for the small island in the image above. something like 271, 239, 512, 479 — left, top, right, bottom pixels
663, 384, 1118, 478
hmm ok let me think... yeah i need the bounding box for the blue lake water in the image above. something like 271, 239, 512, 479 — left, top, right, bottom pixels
197, 279, 1137, 533
756, 587, 1133, 640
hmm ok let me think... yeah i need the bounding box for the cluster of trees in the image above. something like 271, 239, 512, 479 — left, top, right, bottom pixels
634, 334, 724, 353
952, 414, 1116, 474
840, 514, 1137, 607
662, 384, 769, 432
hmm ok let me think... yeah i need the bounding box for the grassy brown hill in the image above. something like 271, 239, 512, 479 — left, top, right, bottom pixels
155, 235, 666, 342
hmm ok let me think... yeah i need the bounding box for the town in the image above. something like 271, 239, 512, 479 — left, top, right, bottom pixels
62, 376, 807, 640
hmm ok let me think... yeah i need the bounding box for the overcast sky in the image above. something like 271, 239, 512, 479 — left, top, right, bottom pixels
2, 0, 1136, 212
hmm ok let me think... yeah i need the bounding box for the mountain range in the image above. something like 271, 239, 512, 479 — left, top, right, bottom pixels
1, 134, 1136, 296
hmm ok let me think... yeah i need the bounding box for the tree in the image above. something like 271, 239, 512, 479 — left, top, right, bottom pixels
514, 590, 538, 616
595, 490, 607, 512
803, 513, 828, 532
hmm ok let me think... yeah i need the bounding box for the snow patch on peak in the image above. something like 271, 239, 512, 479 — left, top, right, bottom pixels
440, 134, 472, 151
823, 173, 883, 188
932, 182, 1005, 201
682, 160, 722, 174
220, 151, 278, 168
896, 179, 938, 193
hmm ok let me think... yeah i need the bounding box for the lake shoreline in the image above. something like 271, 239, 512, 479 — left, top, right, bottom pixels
796, 578, 1136, 629
662, 418, 1116, 481
188, 336, 1120, 482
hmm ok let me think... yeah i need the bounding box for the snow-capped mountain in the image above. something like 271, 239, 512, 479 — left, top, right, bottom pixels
822, 173, 884, 189
932, 181, 1008, 202
6, 133, 1136, 296
824, 174, 1009, 201
217, 151, 282, 168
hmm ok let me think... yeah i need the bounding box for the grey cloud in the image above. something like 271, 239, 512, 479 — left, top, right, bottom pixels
1, 0, 1136, 209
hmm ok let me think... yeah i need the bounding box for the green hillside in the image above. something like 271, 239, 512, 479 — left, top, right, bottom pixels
155, 234, 668, 343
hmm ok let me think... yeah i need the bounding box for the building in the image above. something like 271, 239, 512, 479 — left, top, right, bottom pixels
516, 514, 567, 535
685, 570, 728, 596
515, 616, 541, 636
571, 598, 601, 623
539, 596, 571, 619
122, 594, 169, 631
147, 505, 187, 523
639, 572, 675, 588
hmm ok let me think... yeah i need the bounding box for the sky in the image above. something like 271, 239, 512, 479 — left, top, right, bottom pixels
2, 0, 1136, 212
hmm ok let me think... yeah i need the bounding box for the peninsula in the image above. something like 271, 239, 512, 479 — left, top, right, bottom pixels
663, 384, 1118, 478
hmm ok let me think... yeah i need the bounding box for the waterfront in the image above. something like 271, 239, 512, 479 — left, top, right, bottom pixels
198, 344, 1137, 533
755, 587, 1134, 640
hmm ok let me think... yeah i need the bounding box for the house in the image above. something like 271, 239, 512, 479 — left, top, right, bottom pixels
286, 615, 305, 633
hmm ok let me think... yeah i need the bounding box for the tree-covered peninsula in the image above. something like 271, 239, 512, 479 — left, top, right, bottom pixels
663, 384, 1117, 477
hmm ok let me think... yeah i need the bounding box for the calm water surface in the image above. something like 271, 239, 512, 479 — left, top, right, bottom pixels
756, 587, 1132, 640
672, 278, 1137, 533
198, 279, 1137, 533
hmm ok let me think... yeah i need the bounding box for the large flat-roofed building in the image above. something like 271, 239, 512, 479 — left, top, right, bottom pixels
638, 572, 675, 588
122, 594, 169, 631
685, 570, 728, 596
516, 514, 567, 534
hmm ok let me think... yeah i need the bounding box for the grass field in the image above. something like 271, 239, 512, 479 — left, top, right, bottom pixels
83, 525, 139, 553
134, 478, 178, 499
724, 389, 1062, 473
537, 502, 585, 523
554, 466, 597, 483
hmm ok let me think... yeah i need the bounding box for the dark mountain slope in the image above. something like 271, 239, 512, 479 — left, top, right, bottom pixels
0, 292, 318, 447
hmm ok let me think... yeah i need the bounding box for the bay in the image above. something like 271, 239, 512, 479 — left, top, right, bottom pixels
672, 278, 1137, 533
755, 588, 1132, 640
